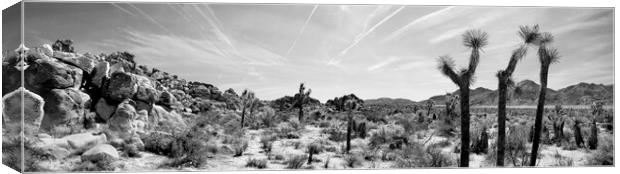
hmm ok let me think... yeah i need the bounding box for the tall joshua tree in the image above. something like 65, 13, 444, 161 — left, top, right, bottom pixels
295, 83, 312, 122
437, 29, 488, 167
240, 89, 256, 128
530, 33, 560, 166
344, 98, 359, 154
495, 25, 541, 166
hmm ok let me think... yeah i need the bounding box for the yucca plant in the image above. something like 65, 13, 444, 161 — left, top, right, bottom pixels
530, 32, 561, 166
495, 25, 540, 166
437, 29, 488, 167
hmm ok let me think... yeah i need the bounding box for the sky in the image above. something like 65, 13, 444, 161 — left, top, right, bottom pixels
2, 2, 614, 102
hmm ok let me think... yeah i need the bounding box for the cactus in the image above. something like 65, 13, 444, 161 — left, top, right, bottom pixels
436, 29, 488, 167
240, 89, 256, 128
587, 119, 598, 150
345, 99, 359, 154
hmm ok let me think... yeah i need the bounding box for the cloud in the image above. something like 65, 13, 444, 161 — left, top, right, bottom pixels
382, 6, 455, 43
368, 56, 401, 71
327, 6, 405, 66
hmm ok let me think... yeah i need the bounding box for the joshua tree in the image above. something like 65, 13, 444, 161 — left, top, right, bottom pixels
240, 89, 256, 128
548, 104, 566, 144
495, 25, 540, 166
344, 98, 359, 154
425, 100, 434, 116
444, 93, 459, 121
529, 32, 560, 166
437, 29, 488, 167
294, 83, 312, 122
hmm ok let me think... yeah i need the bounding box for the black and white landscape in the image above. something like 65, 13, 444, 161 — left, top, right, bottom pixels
1, 2, 614, 172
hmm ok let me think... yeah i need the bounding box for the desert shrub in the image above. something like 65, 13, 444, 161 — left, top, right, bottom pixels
307, 142, 323, 164
343, 153, 364, 168
72, 160, 115, 171
470, 123, 489, 154
289, 118, 303, 130
122, 142, 142, 158
260, 135, 276, 153
355, 120, 368, 138
143, 132, 175, 156
393, 142, 453, 168
587, 134, 613, 166
233, 138, 249, 157
368, 123, 405, 148
258, 106, 277, 128
505, 124, 531, 166
429, 139, 452, 149
275, 121, 300, 139
2, 137, 55, 172
322, 120, 347, 142
205, 142, 219, 155
318, 120, 331, 128
246, 158, 268, 169
275, 154, 285, 160
285, 155, 307, 169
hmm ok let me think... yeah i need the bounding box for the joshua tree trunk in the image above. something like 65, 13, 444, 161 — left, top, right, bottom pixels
298, 104, 303, 122
530, 64, 549, 166
459, 84, 471, 167
574, 121, 584, 148
346, 111, 352, 154
241, 106, 246, 128
308, 152, 314, 164
496, 79, 507, 166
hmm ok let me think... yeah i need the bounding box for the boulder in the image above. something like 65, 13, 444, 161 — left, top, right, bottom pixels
91, 61, 110, 88
134, 100, 152, 113
41, 88, 90, 131
54, 54, 97, 74
33, 137, 72, 159
24, 59, 83, 93
105, 72, 138, 102
135, 75, 158, 103
81, 144, 119, 162
157, 91, 177, 108
95, 98, 116, 121
62, 132, 107, 151
150, 105, 186, 132
2, 87, 45, 135
108, 99, 137, 139
109, 63, 125, 74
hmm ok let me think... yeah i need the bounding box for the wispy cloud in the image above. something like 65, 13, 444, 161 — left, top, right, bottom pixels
285, 5, 318, 57
368, 56, 401, 71
110, 3, 136, 16
382, 6, 455, 43
328, 6, 405, 65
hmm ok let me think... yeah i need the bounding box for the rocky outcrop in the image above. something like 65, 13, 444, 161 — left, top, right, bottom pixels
95, 98, 116, 121
105, 72, 139, 102
91, 61, 109, 88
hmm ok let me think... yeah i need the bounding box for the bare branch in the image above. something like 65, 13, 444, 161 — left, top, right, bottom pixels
437, 55, 461, 85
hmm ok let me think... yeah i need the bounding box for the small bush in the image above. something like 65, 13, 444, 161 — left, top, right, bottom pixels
233, 139, 249, 157
393, 142, 453, 168
72, 160, 115, 171
285, 155, 307, 169
260, 136, 276, 153
2, 137, 55, 172
307, 142, 323, 164
552, 150, 574, 166
344, 153, 364, 168
587, 134, 613, 166
246, 158, 268, 169
322, 120, 347, 142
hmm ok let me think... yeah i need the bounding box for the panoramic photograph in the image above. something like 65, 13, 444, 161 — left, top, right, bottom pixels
1, 1, 615, 172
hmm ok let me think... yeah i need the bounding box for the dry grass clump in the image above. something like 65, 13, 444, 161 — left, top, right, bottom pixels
587, 134, 613, 166
285, 154, 307, 169
245, 158, 268, 169
343, 153, 364, 168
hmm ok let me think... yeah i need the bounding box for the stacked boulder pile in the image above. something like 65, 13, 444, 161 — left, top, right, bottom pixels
1, 40, 241, 168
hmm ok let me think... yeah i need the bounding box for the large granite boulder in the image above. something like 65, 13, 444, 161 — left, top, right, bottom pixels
81, 144, 119, 162
105, 72, 138, 102
41, 88, 91, 131
135, 75, 158, 103
61, 132, 107, 151
2, 87, 45, 135
157, 91, 177, 108
2, 59, 83, 95
54, 53, 97, 74
149, 105, 186, 132
108, 99, 137, 139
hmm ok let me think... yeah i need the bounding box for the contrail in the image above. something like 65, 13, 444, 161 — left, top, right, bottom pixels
382, 6, 455, 43
126, 3, 177, 37
169, 3, 192, 22
285, 5, 318, 57
328, 6, 404, 65
193, 4, 236, 50
110, 3, 136, 16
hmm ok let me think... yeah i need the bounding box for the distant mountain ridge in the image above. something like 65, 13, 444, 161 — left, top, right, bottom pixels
364, 97, 416, 106
424, 80, 613, 105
